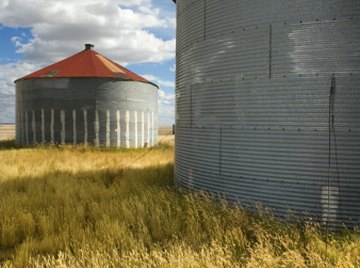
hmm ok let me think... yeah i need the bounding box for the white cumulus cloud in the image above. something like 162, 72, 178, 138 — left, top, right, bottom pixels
0, 0, 175, 65
0, 61, 38, 94
0, 62, 38, 122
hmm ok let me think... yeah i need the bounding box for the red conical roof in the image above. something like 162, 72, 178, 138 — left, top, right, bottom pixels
16, 44, 158, 88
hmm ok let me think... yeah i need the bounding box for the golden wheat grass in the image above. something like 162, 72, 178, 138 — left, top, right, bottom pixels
0, 139, 359, 267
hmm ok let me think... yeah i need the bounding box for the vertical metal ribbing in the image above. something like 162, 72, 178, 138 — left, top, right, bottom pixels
72, 109, 77, 146
106, 110, 110, 147
16, 111, 19, 144
141, 111, 145, 147
83, 109, 88, 145
22, 111, 25, 144
17, 111, 20, 144
134, 111, 138, 148
268, 24, 272, 79
25, 110, 29, 145
41, 109, 45, 143
116, 110, 121, 147
219, 127, 222, 175
32, 110, 36, 143
50, 109, 54, 144
190, 85, 193, 127
151, 111, 154, 146
60, 110, 65, 145
125, 110, 130, 148
20, 111, 24, 144
15, 111, 18, 143
94, 110, 99, 147
204, 0, 207, 40
147, 111, 150, 145
15, 110, 18, 143
17, 111, 20, 143
18, 111, 20, 143
18, 111, 21, 144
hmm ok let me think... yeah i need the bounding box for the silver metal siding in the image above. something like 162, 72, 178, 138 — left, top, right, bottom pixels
175, 0, 360, 227
15, 78, 158, 148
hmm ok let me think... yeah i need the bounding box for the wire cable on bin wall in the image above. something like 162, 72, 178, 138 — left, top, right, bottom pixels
326, 74, 340, 257
326, 80, 331, 256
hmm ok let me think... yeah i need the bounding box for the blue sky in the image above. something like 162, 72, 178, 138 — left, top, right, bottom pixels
0, 0, 176, 125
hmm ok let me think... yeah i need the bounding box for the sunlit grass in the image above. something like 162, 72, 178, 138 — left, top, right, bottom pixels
0, 138, 359, 267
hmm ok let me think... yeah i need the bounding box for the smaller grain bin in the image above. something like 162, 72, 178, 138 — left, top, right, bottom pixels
15, 44, 158, 148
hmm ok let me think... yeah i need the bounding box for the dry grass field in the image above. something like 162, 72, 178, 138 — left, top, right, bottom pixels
0, 136, 359, 267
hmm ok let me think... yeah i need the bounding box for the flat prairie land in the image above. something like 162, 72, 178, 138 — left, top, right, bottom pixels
0, 124, 15, 140
0, 139, 359, 268
0, 125, 173, 141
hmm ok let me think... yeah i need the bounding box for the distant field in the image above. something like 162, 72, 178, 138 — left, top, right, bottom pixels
158, 126, 173, 135
0, 137, 359, 267
0, 124, 173, 141
0, 124, 15, 140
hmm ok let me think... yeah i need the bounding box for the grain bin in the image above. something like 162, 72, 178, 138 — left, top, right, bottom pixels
174, 0, 360, 227
15, 44, 158, 148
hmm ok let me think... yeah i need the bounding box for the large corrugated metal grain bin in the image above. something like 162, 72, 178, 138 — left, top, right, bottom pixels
174, 0, 360, 227
15, 44, 158, 148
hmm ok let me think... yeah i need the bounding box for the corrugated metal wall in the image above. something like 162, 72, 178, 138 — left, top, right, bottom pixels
175, 0, 360, 227
16, 78, 158, 148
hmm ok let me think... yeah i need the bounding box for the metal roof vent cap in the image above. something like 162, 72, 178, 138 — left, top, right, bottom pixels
85, 44, 94, 50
